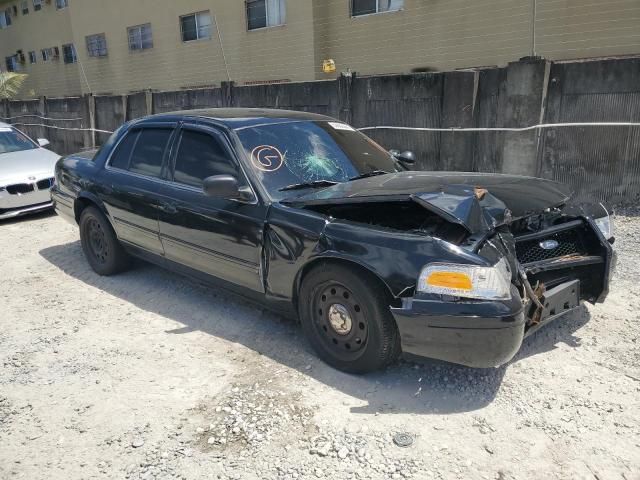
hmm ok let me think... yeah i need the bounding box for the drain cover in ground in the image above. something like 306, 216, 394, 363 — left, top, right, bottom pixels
393, 432, 414, 447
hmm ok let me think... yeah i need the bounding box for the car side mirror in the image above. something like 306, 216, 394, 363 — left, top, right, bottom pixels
37, 138, 50, 148
396, 150, 416, 166
203, 174, 253, 201
390, 149, 416, 169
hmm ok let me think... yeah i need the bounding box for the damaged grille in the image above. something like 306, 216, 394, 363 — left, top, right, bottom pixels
515, 228, 585, 264
5, 183, 35, 195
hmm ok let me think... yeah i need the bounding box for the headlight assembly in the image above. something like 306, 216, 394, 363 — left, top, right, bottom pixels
417, 258, 511, 300
594, 208, 614, 240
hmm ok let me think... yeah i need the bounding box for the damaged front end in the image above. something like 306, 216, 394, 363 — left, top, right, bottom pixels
397, 186, 615, 367
285, 173, 616, 367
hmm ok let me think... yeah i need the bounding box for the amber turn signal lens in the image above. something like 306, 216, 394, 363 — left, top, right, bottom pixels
426, 271, 472, 290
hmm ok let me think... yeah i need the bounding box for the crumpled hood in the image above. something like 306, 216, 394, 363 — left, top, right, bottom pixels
282, 171, 572, 234
0, 148, 60, 185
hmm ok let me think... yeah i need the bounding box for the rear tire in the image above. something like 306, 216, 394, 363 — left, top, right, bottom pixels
299, 263, 401, 374
79, 206, 130, 276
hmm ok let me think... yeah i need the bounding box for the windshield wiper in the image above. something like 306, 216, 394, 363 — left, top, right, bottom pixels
278, 180, 339, 192
347, 170, 391, 182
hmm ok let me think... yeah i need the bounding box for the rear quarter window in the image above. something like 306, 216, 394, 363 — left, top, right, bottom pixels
109, 130, 139, 170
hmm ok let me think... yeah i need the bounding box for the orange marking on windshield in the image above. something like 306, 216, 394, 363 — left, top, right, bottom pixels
250, 145, 285, 172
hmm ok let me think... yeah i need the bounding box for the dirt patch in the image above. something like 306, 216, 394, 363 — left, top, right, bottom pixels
0, 210, 638, 480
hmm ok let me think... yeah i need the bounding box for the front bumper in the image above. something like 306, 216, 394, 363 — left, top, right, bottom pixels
0, 201, 53, 220
391, 288, 527, 368
391, 278, 589, 367
0, 177, 55, 220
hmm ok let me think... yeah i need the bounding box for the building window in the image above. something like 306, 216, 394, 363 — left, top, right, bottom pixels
21, 0, 29, 15
56, 0, 68, 10
86, 33, 108, 57
33, 0, 42, 12
28, 51, 36, 63
4, 54, 24, 72
247, 0, 286, 30
180, 11, 212, 42
0, 8, 12, 27
351, 0, 403, 16
62, 43, 77, 64
41, 47, 58, 61
128, 23, 153, 51
5, 55, 18, 72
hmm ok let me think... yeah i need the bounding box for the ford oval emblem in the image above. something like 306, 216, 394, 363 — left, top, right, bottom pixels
539, 239, 559, 250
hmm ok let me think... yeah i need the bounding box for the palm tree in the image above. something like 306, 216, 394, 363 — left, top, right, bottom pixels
0, 72, 28, 100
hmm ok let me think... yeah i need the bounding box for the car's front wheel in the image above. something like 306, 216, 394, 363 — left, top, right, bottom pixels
79, 206, 130, 276
299, 263, 401, 374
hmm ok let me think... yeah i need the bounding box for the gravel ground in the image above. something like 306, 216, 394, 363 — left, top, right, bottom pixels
1, 210, 638, 480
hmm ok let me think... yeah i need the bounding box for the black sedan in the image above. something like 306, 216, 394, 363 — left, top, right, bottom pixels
51, 109, 616, 373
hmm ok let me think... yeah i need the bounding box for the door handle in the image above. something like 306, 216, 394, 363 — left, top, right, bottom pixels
158, 202, 177, 214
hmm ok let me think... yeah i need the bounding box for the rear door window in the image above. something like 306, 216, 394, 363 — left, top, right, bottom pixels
128, 128, 173, 178
172, 129, 238, 188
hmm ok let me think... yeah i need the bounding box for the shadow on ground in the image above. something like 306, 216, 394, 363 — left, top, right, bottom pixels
40, 240, 591, 416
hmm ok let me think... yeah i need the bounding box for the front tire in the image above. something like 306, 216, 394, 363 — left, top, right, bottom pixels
79, 206, 130, 276
299, 263, 401, 374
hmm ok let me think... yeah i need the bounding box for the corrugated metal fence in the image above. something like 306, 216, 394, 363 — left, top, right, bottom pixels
2, 56, 639, 205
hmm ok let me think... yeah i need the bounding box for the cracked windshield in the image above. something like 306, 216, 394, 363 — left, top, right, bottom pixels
235, 121, 400, 199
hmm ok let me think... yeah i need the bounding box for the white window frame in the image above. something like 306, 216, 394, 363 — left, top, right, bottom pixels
56, 0, 68, 10
127, 23, 153, 51
246, 0, 286, 31
41, 48, 51, 62
351, 0, 404, 17
33, 0, 42, 12
86, 33, 108, 57
28, 51, 36, 63
180, 11, 212, 42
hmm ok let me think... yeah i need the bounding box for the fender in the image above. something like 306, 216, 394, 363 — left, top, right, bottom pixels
74, 190, 111, 224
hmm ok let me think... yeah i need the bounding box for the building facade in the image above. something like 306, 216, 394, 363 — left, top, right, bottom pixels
1, 0, 639, 99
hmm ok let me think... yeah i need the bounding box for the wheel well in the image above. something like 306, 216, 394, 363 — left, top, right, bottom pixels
74, 197, 98, 224
294, 258, 399, 315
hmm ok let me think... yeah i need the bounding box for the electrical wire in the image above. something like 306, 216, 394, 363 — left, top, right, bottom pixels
11, 121, 640, 137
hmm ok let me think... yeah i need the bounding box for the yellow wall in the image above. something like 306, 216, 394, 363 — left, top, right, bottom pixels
313, 0, 534, 77
0, 0, 81, 97
534, 0, 640, 60
65, 0, 316, 95
1, 0, 639, 99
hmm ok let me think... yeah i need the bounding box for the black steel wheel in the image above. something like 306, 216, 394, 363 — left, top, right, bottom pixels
311, 281, 369, 362
79, 206, 130, 276
86, 217, 109, 265
299, 263, 400, 373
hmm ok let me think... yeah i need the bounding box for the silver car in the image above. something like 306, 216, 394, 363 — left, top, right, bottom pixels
0, 122, 60, 220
